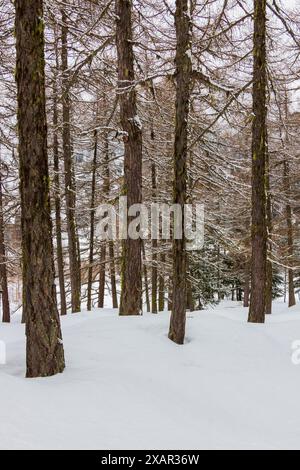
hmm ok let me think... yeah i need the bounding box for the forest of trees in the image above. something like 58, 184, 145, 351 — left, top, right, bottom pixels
1, 0, 300, 377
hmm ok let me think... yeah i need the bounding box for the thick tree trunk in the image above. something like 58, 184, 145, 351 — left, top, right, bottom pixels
284, 161, 296, 308
0, 165, 10, 323
248, 0, 267, 324
61, 9, 81, 313
15, 0, 65, 377
168, 0, 192, 344
53, 75, 67, 316
87, 130, 98, 311
116, 0, 142, 316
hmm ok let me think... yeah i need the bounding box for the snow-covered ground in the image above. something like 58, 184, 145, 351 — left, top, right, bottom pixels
1, 300, 300, 450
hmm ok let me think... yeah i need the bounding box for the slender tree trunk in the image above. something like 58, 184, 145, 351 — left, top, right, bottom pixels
0, 164, 10, 323
248, 0, 267, 324
61, 9, 81, 313
98, 244, 106, 308
284, 161, 296, 308
87, 130, 98, 311
158, 253, 166, 312
168, 0, 192, 344
15, 0, 65, 377
151, 164, 158, 314
168, 274, 173, 311
186, 256, 194, 312
53, 74, 67, 316
142, 242, 150, 313
116, 0, 142, 316
265, 146, 273, 315
109, 242, 118, 309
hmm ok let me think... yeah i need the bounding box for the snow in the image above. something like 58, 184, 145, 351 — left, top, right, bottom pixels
128, 115, 143, 131
1, 300, 300, 450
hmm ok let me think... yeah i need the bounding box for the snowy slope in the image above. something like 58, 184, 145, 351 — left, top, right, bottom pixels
1, 301, 300, 450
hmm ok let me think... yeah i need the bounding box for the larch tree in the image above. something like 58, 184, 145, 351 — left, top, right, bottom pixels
15, 0, 65, 377
116, 0, 143, 316
168, 0, 192, 344
0, 159, 10, 323
61, 8, 81, 314
248, 0, 268, 324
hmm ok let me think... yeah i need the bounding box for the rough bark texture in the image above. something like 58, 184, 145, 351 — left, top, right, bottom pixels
87, 130, 98, 311
0, 165, 10, 323
248, 0, 267, 324
168, 0, 192, 344
61, 9, 81, 313
53, 75, 67, 316
116, 0, 142, 316
15, 0, 65, 377
284, 161, 296, 308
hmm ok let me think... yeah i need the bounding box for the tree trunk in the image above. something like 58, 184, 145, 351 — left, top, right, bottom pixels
168, 0, 192, 344
168, 275, 173, 311
284, 161, 296, 308
151, 164, 158, 314
158, 253, 166, 312
98, 244, 106, 308
15, 0, 65, 377
87, 130, 98, 311
109, 241, 118, 309
0, 163, 10, 323
142, 242, 150, 313
53, 73, 67, 316
116, 0, 142, 316
61, 9, 81, 313
248, 0, 267, 324
265, 147, 273, 315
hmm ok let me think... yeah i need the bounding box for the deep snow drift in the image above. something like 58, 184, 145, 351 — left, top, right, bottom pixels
1, 300, 300, 450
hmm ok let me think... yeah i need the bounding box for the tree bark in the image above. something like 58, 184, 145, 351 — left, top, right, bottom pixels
116, 0, 142, 316
158, 253, 166, 312
248, 0, 267, 324
168, 0, 192, 344
265, 146, 273, 315
15, 0, 65, 377
87, 130, 98, 311
284, 161, 296, 308
142, 241, 150, 313
61, 9, 81, 313
151, 163, 158, 314
0, 164, 10, 323
98, 244, 106, 309
53, 72, 67, 316
109, 241, 118, 309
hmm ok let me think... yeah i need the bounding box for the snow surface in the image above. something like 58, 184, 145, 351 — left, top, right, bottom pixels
1, 300, 300, 450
